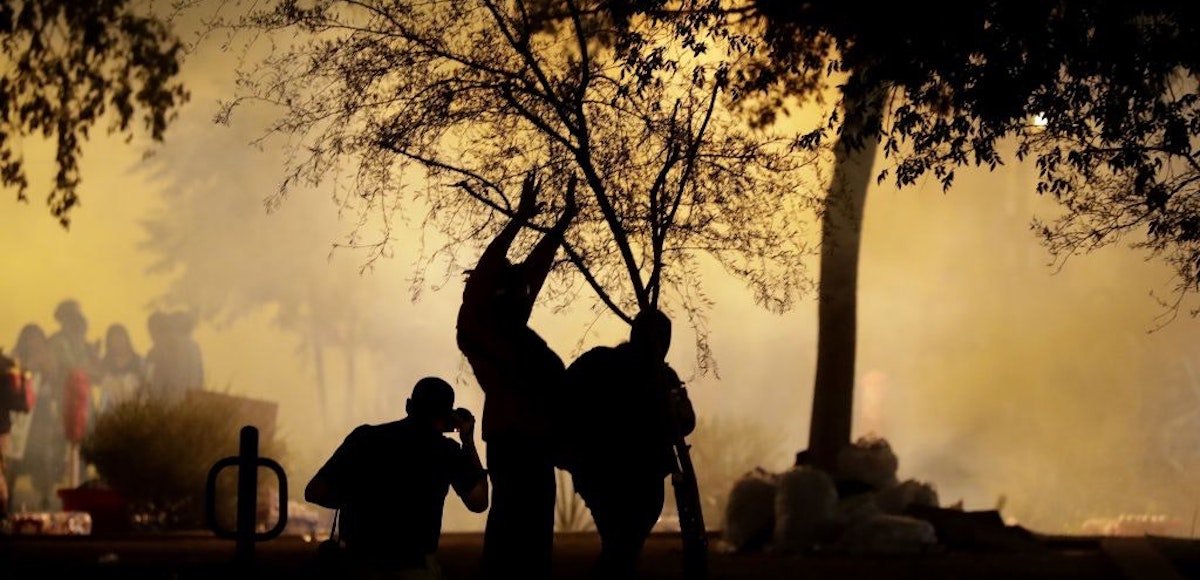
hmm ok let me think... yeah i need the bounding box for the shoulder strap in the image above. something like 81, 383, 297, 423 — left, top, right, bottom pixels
330, 509, 340, 540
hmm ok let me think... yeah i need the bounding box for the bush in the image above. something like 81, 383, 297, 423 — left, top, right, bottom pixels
667, 415, 791, 531
554, 468, 595, 532
81, 392, 286, 530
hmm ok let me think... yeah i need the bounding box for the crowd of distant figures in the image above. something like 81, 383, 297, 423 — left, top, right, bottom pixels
1, 299, 205, 512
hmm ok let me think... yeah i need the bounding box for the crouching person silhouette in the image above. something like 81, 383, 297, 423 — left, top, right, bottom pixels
306, 377, 488, 580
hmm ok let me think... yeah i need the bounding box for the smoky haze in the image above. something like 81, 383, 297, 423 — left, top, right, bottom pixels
3, 14, 1199, 536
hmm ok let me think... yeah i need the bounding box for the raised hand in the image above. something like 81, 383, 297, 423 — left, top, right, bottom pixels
562, 176, 578, 221
455, 407, 477, 439
516, 170, 540, 220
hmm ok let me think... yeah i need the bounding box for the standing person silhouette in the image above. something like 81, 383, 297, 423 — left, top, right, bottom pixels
1, 346, 33, 519
97, 323, 145, 409
46, 300, 98, 490
7, 324, 56, 511
560, 309, 695, 579
143, 310, 204, 402
456, 172, 575, 580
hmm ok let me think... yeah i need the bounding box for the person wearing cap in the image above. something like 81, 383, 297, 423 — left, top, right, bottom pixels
456, 171, 576, 580
305, 377, 488, 579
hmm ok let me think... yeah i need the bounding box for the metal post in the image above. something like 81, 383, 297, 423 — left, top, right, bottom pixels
206, 425, 289, 569
235, 426, 259, 565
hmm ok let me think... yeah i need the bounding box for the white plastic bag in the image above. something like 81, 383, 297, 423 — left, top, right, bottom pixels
773, 466, 837, 553
835, 514, 938, 555
835, 436, 899, 491
875, 479, 939, 515
721, 467, 779, 552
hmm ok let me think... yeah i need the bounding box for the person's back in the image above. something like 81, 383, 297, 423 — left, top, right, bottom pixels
145, 312, 204, 400
559, 344, 676, 482
171, 311, 205, 393
330, 420, 471, 564
559, 309, 691, 579
456, 313, 561, 440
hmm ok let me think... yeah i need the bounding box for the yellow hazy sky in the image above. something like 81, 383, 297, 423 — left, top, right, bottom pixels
4, 5, 1200, 534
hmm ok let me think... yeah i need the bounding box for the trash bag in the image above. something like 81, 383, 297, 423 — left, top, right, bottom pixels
721, 467, 779, 552
906, 506, 1042, 552
875, 479, 939, 515
773, 466, 837, 554
833, 491, 883, 532
834, 514, 938, 555
835, 436, 899, 491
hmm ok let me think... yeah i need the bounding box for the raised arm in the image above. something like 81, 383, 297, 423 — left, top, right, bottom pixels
455, 410, 489, 513
474, 172, 540, 276
521, 176, 577, 303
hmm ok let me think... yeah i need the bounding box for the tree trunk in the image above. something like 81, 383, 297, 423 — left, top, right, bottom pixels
344, 342, 357, 427
312, 330, 329, 430
807, 89, 880, 473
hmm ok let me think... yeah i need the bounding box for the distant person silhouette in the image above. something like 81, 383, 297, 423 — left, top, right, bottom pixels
1, 344, 34, 518
143, 310, 204, 401
7, 324, 57, 510
456, 172, 575, 580
142, 311, 170, 398
97, 323, 145, 409
560, 309, 695, 579
305, 377, 488, 580
46, 300, 98, 488
47, 301, 99, 393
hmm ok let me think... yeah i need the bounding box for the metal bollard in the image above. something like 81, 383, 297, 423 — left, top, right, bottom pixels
205, 425, 288, 566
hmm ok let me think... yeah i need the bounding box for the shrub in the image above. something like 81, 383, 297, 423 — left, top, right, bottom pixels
554, 468, 595, 532
81, 392, 286, 530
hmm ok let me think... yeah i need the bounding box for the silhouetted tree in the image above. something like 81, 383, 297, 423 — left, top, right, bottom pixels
725, 1, 1200, 470
0, 0, 188, 226
576, 1, 1200, 470
200, 0, 821, 370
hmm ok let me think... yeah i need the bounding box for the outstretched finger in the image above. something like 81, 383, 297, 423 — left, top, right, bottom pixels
518, 170, 540, 215
564, 176, 578, 215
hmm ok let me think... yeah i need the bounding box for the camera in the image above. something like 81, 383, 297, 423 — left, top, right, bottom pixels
449, 407, 474, 431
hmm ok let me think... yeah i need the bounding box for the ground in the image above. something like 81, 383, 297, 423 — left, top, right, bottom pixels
5, 531, 1200, 579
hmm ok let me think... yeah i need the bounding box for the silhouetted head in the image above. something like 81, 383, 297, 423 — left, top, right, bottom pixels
54, 300, 87, 336
490, 260, 532, 326
147, 311, 168, 343
13, 323, 50, 370
104, 324, 136, 361
407, 376, 456, 429
630, 309, 672, 360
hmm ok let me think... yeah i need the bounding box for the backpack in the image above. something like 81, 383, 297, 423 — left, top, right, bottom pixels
2, 351, 33, 414
556, 345, 692, 474
553, 346, 619, 473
